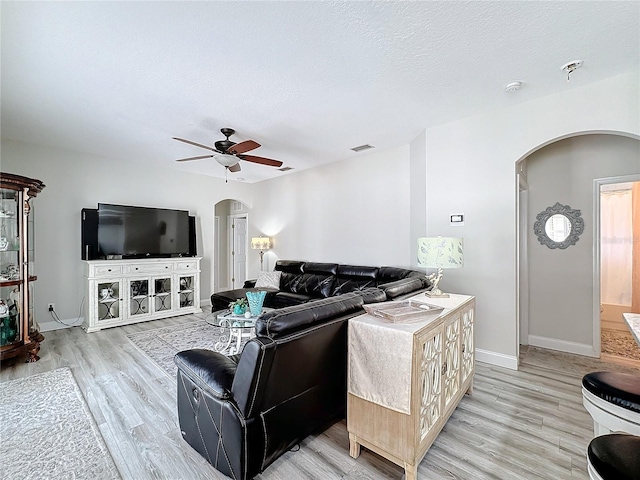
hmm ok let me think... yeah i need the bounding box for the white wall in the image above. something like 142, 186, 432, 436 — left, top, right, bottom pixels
424, 71, 640, 369
248, 145, 412, 275
1, 139, 253, 329
526, 135, 640, 353
410, 131, 427, 267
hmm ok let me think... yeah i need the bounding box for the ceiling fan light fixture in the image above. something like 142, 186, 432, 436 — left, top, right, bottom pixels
214, 153, 239, 167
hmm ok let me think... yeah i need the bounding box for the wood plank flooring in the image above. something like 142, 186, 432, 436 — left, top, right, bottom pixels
2, 314, 638, 480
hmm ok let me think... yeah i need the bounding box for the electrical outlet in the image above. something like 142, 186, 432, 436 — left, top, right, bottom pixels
48, 303, 55, 312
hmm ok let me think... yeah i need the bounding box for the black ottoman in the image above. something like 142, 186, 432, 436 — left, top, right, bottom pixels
587, 433, 640, 480
582, 371, 640, 436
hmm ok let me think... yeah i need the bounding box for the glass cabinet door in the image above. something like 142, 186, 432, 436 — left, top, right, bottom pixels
97, 280, 122, 322
178, 275, 195, 309
128, 279, 150, 317
153, 277, 172, 313
0, 189, 21, 347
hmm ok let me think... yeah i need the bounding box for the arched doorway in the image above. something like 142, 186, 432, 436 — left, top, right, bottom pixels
516, 133, 640, 361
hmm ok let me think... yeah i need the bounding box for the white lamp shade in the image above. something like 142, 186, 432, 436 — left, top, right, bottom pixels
417, 237, 463, 269
215, 153, 240, 167
251, 237, 271, 250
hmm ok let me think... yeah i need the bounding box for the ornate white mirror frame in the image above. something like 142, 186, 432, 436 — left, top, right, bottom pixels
533, 202, 584, 249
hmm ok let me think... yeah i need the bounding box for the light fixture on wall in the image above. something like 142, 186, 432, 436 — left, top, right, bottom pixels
417, 236, 464, 298
251, 236, 272, 271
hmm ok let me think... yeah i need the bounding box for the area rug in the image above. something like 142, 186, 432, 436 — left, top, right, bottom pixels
127, 318, 239, 378
601, 328, 640, 361
0, 367, 120, 479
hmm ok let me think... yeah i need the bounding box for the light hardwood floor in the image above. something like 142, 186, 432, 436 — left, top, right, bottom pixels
2, 314, 639, 480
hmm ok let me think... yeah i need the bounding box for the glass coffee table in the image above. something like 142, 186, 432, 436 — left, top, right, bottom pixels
207, 309, 271, 355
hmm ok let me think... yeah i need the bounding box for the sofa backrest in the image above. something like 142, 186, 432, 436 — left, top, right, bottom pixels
255, 291, 362, 338
275, 260, 305, 292
331, 264, 379, 296
273, 260, 429, 300
377, 266, 424, 284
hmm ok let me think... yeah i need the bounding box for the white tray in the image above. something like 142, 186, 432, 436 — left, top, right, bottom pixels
363, 300, 444, 323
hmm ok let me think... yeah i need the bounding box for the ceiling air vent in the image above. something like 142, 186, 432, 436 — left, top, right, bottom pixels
278, 166, 294, 172
351, 144, 374, 152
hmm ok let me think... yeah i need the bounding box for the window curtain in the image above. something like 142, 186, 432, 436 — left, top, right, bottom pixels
601, 188, 632, 306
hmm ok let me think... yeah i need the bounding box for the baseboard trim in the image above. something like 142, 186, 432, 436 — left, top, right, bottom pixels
475, 348, 518, 370
528, 334, 596, 357
39, 317, 84, 332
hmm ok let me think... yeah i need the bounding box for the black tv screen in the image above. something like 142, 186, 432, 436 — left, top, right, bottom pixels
98, 204, 190, 258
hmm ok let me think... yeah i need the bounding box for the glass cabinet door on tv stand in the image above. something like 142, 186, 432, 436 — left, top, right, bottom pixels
0, 173, 45, 363
178, 274, 196, 309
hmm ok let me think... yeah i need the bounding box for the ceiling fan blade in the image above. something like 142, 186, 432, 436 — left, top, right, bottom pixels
239, 154, 283, 167
173, 137, 218, 152
175, 154, 215, 162
227, 140, 260, 155
229, 163, 242, 173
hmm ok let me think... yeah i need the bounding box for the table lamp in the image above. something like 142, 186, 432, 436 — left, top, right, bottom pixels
417, 236, 463, 298
251, 236, 271, 271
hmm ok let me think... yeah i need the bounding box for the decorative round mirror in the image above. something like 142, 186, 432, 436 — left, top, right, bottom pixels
534, 202, 584, 249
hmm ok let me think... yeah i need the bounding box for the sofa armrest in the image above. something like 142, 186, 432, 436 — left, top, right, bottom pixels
378, 277, 426, 300
244, 279, 257, 288
174, 349, 239, 400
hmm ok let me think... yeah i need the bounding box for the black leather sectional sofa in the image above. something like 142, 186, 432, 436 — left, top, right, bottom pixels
211, 259, 430, 311
176, 260, 430, 479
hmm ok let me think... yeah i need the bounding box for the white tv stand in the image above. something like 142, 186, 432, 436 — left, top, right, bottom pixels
82, 257, 202, 333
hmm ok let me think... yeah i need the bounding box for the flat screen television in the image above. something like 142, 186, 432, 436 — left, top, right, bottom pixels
97, 203, 191, 258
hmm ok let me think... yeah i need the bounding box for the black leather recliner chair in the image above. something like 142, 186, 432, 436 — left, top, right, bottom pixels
174, 293, 368, 480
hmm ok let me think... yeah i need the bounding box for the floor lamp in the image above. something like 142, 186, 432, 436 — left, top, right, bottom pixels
417, 236, 464, 298
251, 236, 271, 271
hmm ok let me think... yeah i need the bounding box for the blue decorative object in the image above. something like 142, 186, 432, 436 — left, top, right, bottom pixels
233, 304, 246, 315
246, 290, 267, 316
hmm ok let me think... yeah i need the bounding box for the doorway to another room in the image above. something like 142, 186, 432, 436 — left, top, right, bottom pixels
599, 181, 640, 367
213, 200, 249, 292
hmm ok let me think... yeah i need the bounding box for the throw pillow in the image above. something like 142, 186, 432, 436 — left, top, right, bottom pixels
255, 271, 281, 290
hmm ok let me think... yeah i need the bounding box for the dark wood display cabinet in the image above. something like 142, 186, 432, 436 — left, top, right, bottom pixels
0, 173, 45, 363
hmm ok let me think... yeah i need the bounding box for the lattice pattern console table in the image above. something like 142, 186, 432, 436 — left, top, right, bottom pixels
347, 294, 475, 480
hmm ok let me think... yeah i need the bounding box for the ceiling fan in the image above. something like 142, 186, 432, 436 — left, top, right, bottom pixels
173, 128, 283, 174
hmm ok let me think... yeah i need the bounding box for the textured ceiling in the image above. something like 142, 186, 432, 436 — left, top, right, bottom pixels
2, 1, 639, 183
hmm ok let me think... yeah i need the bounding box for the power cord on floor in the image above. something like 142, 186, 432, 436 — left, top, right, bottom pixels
49, 296, 84, 327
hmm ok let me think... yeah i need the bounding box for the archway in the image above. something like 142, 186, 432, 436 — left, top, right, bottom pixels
515, 132, 640, 361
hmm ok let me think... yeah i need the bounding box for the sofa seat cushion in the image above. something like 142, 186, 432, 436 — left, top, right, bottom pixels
211, 288, 278, 312
256, 293, 364, 339
582, 371, 640, 413
270, 291, 315, 308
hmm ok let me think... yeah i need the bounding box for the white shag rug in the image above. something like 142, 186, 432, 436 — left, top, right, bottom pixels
0, 367, 120, 479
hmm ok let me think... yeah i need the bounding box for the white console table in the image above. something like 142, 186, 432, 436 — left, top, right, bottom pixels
82, 257, 202, 332
347, 293, 475, 480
